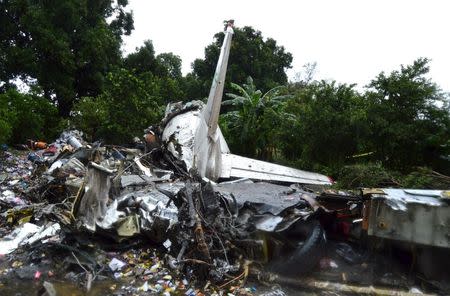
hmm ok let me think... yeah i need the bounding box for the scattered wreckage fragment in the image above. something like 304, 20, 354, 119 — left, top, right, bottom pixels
362, 189, 450, 248
70, 149, 329, 279
361, 188, 450, 281
0, 128, 331, 289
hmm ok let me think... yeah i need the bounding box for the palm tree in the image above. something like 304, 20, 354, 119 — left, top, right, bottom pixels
221, 77, 291, 160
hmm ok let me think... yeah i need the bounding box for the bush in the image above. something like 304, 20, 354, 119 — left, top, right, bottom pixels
0, 95, 16, 144
400, 167, 450, 189
71, 96, 109, 142
0, 89, 60, 144
72, 69, 164, 144
334, 162, 398, 189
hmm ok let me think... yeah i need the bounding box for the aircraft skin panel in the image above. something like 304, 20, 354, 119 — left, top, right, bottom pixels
220, 153, 332, 185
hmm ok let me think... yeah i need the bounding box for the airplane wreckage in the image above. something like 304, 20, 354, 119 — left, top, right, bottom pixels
1, 21, 450, 295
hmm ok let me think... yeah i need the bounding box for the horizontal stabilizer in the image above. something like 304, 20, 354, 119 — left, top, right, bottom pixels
220, 153, 332, 185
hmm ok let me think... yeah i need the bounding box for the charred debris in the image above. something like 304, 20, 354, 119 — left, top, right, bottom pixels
1, 124, 449, 295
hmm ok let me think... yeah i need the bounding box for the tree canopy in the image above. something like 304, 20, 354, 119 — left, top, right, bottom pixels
365, 58, 450, 172
0, 0, 134, 116
189, 26, 293, 99
0, 13, 449, 184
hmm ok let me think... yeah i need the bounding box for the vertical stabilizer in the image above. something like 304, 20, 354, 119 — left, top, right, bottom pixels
203, 20, 234, 138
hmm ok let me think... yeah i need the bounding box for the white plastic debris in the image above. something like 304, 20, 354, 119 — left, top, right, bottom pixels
329, 260, 339, 268
140, 281, 149, 292
47, 159, 66, 174
409, 287, 423, 294
134, 158, 153, 177
68, 136, 82, 149
57, 130, 84, 149
109, 258, 126, 272
163, 239, 172, 250
8, 180, 19, 186
0, 223, 40, 255
24, 223, 61, 245
1, 190, 25, 206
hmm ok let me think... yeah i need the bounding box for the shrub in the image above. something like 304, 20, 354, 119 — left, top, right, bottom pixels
72, 69, 164, 144
400, 167, 450, 189
0, 89, 59, 144
334, 162, 398, 189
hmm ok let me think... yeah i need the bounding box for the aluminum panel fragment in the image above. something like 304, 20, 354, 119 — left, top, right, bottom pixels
366, 189, 450, 248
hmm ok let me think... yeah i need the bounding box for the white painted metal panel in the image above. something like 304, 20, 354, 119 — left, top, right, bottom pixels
367, 189, 450, 248
220, 153, 332, 185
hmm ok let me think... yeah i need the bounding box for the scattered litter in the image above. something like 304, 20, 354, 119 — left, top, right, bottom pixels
0, 223, 40, 255
109, 258, 127, 272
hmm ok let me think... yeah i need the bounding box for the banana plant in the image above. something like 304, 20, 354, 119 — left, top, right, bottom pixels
221, 77, 291, 160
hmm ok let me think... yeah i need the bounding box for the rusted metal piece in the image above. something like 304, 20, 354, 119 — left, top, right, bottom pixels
194, 214, 212, 263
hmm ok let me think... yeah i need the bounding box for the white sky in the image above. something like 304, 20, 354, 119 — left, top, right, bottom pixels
122, 0, 450, 92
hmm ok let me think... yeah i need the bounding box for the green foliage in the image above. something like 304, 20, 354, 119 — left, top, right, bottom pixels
220, 77, 291, 160
124, 40, 158, 75
123, 41, 186, 103
0, 0, 134, 116
70, 96, 108, 142
220, 58, 450, 185
366, 58, 450, 171
400, 167, 450, 189
0, 96, 16, 144
156, 53, 183, 79
124, 41, 183, 80
279, 81, 368, 170
334, 165, 450, 190
72, 68, 163, 143
0, 89, 59, 143
334, 163, 397, 189
191, 26, 293, 98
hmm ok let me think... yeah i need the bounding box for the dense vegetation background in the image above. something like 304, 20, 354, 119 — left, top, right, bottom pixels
1, 0, 449, 188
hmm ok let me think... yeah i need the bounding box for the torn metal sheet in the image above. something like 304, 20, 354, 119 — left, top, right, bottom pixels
24, 222, 61, 245
0, 222, 60, 255
120, 175, 151, 187
215, 181, 308, 215
134, 188, 178, 242
365, 189, 450, 248
47, 158, 86, 175
95, 199, 125, 230
0, 223, 40, 254
156, 181, 186, 197
161, 106, 229, 180
120, 174, 171, 188
369, 188, 446, 211
134, 158, 153, 177
91, 186, 178, 241
214, 181, 314, 232
252, 215, 283, 232
77, 165, 112, 232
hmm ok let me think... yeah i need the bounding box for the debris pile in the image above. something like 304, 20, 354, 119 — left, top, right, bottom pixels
0, 129, 329, 295
1, 127, 450, 295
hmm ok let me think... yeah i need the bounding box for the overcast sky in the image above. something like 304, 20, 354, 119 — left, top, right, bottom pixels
122, 0, 450, 92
